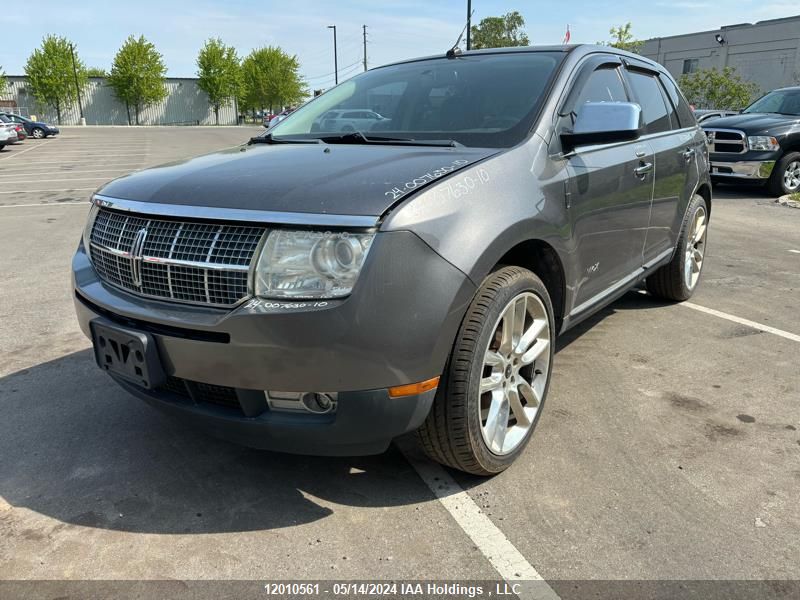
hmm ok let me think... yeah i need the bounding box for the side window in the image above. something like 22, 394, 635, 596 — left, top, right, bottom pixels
660, 75, 696, 127
573, 66, 628, 108
627, 70, 672, 134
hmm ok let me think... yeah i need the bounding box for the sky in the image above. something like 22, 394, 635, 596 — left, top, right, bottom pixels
1, 0, 797, 88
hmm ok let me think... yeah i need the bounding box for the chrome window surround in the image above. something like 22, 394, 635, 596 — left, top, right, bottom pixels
704, 128, 747, 154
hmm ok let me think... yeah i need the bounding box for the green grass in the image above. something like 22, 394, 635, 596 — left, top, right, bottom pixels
790, 192, 800, 202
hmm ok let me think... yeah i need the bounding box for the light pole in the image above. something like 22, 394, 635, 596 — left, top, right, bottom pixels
70, 43, 86, 125
327, 25, 338, 85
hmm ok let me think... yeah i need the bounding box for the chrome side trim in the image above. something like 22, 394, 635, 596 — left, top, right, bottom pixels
643, 248, 674, 270
93, 194, 380, 229
569, 268, 643, 317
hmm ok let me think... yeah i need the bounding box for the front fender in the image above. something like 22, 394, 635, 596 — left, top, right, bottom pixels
381, 139, 574, 289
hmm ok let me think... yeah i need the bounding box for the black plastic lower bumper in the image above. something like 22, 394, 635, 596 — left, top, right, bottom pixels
114, 374, 435, 456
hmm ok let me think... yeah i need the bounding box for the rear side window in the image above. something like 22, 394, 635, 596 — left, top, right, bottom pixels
627, 71, 672, 134
574, 66, 628, 107
660, 75, 696, 127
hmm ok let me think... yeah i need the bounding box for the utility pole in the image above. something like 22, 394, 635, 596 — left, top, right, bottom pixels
363, 25, 368, 72
466, 0, 472, 50
70, 43, 85, 125
327, 25, 338, 85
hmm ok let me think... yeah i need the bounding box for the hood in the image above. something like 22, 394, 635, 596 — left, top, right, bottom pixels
702, 113, 800, 135
98, 143, 500, 217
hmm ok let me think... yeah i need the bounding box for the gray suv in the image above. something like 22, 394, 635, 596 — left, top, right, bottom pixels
72, 45, 710, 475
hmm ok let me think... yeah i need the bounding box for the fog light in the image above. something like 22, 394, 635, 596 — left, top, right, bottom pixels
302, 392, 336, 414
265, 390, 337, 414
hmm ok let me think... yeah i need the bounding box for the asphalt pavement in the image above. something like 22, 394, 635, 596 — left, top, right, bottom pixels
0, 128, 798, 598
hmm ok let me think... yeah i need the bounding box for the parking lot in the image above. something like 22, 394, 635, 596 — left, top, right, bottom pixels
1, 128, 798, 596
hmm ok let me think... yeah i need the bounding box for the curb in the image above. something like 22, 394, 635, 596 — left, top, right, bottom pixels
776, 195, 800, 209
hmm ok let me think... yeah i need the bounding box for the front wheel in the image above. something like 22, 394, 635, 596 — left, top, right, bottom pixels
31, 127, 46, 139
768, 152, 800, 197
646, 194, 708, 301
417, 266, 554, 476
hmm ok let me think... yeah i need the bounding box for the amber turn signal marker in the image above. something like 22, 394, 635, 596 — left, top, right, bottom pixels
388, 376, 440, 398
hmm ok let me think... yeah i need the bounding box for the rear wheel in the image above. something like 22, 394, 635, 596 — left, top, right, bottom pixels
646, 194, 708, 301
768, 152, 800, 196
32, 127, 46, 139
417, 266, 554, 476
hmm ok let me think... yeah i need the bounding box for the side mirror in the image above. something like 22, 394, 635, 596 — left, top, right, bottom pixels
560, 102, 644, 152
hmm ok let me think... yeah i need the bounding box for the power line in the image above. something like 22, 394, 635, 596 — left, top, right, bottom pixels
304, 59, 362, 81
308, 63, 363, 89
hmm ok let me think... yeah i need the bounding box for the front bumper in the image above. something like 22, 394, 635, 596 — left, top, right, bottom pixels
710, 155, 776, 181
73, 230, 476, 455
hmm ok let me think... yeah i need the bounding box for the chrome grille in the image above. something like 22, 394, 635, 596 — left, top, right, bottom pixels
88, 207, 266, 307
704, 128, 747, 154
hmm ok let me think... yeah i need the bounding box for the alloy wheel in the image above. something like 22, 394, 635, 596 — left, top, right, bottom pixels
32, 129, 44, 139
479, 291, 551, 456
783, 161, 800, 192
684, 205, 707, 290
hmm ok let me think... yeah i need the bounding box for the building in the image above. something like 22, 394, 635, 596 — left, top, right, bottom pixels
1, 76, 237, 125
641, 15, 800, 95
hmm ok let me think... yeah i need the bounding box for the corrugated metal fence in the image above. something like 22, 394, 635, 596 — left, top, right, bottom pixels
3, 77, 238, 125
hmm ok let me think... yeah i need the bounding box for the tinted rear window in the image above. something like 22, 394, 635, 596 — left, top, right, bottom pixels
627, 71, 672, 134
660, 75, 696, 127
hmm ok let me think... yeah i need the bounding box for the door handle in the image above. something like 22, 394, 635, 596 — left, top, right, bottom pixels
634, 162, 653, 178
682, 148, 696, 161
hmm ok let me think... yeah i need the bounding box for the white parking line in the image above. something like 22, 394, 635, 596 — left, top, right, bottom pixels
0, 187, 96, 194
681, 302, 800, 343
0, 144, 47, 161
22, 152, 147, 157
0, 201, 89, 208
0, 169, 134, 177
789, 249, 800, 254
0, 176, 120, 183
3, 159, 145, 165
398, 440, 560, 600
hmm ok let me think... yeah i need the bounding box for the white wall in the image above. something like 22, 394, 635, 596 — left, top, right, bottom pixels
3, 77, 238, 125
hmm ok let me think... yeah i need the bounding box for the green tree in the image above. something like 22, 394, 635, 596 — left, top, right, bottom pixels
87, 67, 107, 77
470, 11, 529, 49
197, 38, 241, 125
24, 35, 87, 123
0, 65, 7, 98
241, 46, 305, 114
679, 67, 759, 110
603, 23, 643, 54
107, 35, 168, 125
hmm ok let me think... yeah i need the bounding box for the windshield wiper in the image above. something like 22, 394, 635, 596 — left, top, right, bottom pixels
248, 133, 321, 145
318, 131, 462, 147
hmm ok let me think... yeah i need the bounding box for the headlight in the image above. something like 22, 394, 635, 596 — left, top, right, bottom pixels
747, 136, 779, 151
254, 229, 375, 299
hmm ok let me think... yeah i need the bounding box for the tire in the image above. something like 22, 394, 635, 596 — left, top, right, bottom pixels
646, 194, 709, 302
0, 144, 5, 151
768, 152, 800, 196
31, 127, 46, 139
417, 266, 555, 476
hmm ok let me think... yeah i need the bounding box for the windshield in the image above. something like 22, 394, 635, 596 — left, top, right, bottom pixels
268, 52, 563, 148
743, 89, 800, 116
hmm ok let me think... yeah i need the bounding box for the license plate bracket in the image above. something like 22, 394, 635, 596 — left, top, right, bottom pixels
90, 319, 166, 390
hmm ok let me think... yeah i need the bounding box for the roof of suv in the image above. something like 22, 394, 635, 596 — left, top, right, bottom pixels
378, 44, 664, 72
